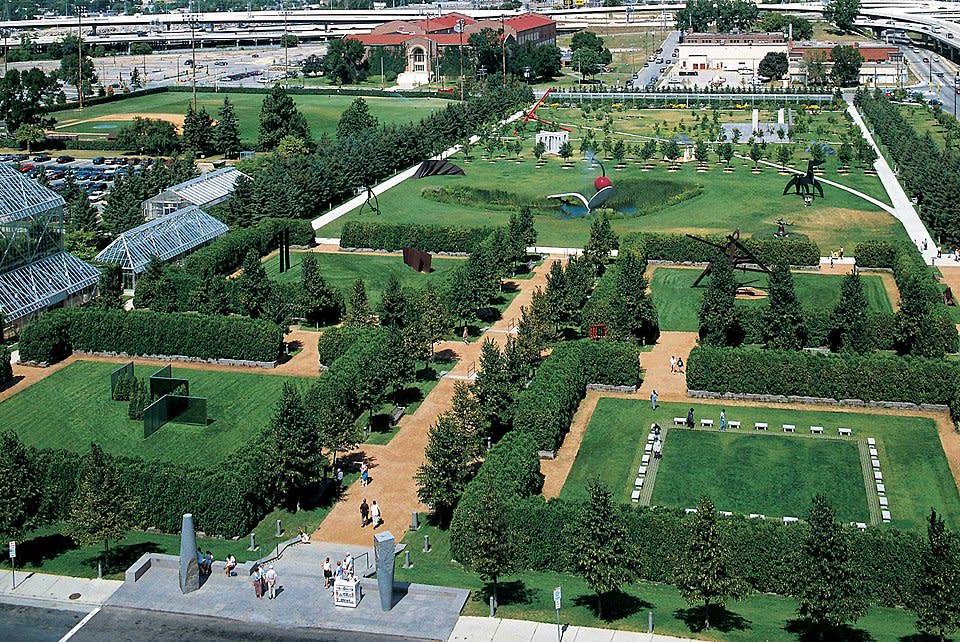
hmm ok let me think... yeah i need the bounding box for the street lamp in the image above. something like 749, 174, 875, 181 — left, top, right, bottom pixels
1, 29, 10, 76
955, 72, 959, 119
187, 13, 200, 109
76, 6, 87, 110
455, 18, 465, 101
500, 14, 506, 79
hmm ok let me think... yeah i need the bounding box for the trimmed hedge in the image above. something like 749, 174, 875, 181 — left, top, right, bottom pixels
316, 326, 379, 368
20, 309, 284, 364
854, 241, 896, 269
339, 221, 502, 253
183, 217, 315, 280
512, 340, 641, 452
737, 307, 896, 350
621, 232, 821, 266
686, 345, 958, 409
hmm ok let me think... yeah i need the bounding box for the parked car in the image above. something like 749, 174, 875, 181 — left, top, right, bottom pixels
55, 155, 74, 164
32, 154, 51, 162
92, 156, 105, 165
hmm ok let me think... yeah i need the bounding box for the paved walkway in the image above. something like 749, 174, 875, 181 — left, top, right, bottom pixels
311, 258, 556, 548
843, 93, 937, 262
450, 616, 695, 642
0, 569, 121, 609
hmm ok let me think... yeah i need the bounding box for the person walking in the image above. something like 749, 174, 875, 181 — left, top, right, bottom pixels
265, 565, 278, 600
719, 408, 727, 432
336, 467, 344, 488
360, 498, 370, 527
676, 357, 684, 374
839, 246, 844, 259
371, 500, 382, 529
653, 437, 663, 460
360, 462, 369, 487
322, 557, 332, 589
669, 355, 677, 374
462, 326, 469, 344
686, 407, 695, 429
251, 565, 263, 599
650, 389, 658, 410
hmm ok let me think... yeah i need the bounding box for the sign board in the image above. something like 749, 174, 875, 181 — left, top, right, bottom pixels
334, 578, 361, 608
553, 586, 561, 610
8, 542, 15, 559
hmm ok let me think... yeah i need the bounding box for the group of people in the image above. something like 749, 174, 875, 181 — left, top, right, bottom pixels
196, 549, 214, 577
250, 562, 279, 600
651, 423, 663, 459
322, 552, 356, 590
669, 356, 684, 374
359, 498, 382, 528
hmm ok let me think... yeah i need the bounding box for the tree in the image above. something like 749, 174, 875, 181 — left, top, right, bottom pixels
0, 432, 41, 539
115, 117, 179, 155
764, 263, 806, 350
758, 52, 789, 81
280, 33, 299, 48
419, 284, 449, 362
127, 377, 148, 419
610, 252, 660, 344
66, 444, 138, 567
297, 254, 344, 326
14, 123, 44, 153
719, 142, 734, 166
266, 382, 321, 509
129, 67, 142, 91
837, 141, 853, 168
802, 50, 829, 87
830, 45, 864, 87
276, 134, 309, 157
777, 144, 794, 168
642, 139, 659, 162
449, 471, 517, 606
235, 250, 271, 318
571, 480, 638, 618
584, 213, 618, 271
0, 67, 59, 133
415, 414, 474, 526
559, 140, 573, 163
570, 31, 612, 64
223, 175, 256, 227
675, 497, 745, 630
571, 48, 602, 79
757, 12, 814, 39
749, 142, 762, 167
182, 105, 213, 156
810, 142, 828, 165
694, 139, 709, 164
699, 256, 741, 346
58, 36, 98, 101
792, 495, 869, 633
62, 174, 98, 233
345, 279, 375, 327
337, 97, 379, 140
825, 0, 861, 33
378, 273, 407, 328
94, 264, 123, 310
322, 37, 369, 85
302, 54, 324, 76
100, 174, 144, 235
473, 339, 514, 436
257, 84, 311, 151
215, 97, 242, 158
911, 509, 960, 642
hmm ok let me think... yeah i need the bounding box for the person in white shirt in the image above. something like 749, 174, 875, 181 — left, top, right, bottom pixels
265, 565, 278, 600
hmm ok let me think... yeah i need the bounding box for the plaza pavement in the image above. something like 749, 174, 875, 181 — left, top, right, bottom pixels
0, 568, 121, 610
450, 616, 697, 642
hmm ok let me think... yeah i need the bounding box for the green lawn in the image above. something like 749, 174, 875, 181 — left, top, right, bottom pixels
52, 91, 450, 146
651, 267, 893, 332
363, 358, 457, 445
394, 523, 921, 642
264, 251, 463, 307
317, 138, 904, 250
561, 399, 960, 531
0, 360, 309, 468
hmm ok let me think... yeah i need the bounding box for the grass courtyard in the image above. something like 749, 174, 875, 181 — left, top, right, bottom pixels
264, 250, 463, 307
317, 135, 904, 250
650, 267, 894, 332
0, 360, 309, 468
51, 90, 450, 146
561, 399, 960, 531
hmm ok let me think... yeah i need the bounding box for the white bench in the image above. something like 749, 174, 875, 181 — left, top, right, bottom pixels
674, 417, 687, 426
749, 513, 766, 520
684, 508, 697, 514
635, 477, 644, 488
869, 447, 878, 457
874, 471, 883, 481
638, 466, 648, 476
719, 511, 733, 517
879, 496, 889, 508
872, 458, 880, 469
647, 434, 655, 443
700, 419, 714, 428
642, 454, 650, 465
728, 420, 741, 430
838, 427, 852, 437
644, 443, 653, 453
810, 426, 824, 435
631, 490, 641, 502
882, 510, 891, 523
782, 424, 796, 433
867, 437, 876, 446
876, 483, 885, 494
853, 522, 867, 531
754, 422, 768, 430
783, 516, 799, 524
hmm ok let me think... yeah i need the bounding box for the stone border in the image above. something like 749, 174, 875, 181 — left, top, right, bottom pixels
586, 383, 637, 394
687, 389, 948, 413
648, 259, 821, 270
76, 351, 278, 369
338, 247, 470, 257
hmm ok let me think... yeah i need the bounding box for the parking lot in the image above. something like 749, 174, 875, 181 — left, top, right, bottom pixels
0, 153, 152, 205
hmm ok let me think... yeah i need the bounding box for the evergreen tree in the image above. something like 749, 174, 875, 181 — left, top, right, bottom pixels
345, 279, 375, 327
182, 105, 213, 156
223, 175, 257, 227
0, 347, 11, 389
792, 495, 869, 633
763, 263, 806, 350
415, 414, 474, 526
830, 270, 871, 353
473, 339, 514, 437
444, 267, 475, 334
698, 256, 741, 346
378, 273, 407, 328
911, 509, 960, 642
66, 444, 138, 567
675, 497, 745, 630
132, 256, 166, 310
214, 97, 242, 158
465, 245, 499, 312
449, 471, 517, 606
100, 174, 144, 234
192, 274, 234, 316
544, 260, 566, 331
62, 174, 99, 233
93, 263, 123, 310
610, 252, 659, 344
267, 382, 321, 509
297, 254, 344, 326
419, 283, 449, 362
515, 297, 551, 371
337, 97, 379, 140
448, 382, 484, 456
257, 84, 311, 151
584, 213, 618, 272
127, 377, 147, 419
571, 480, 638, 618
235, 250, 271, 318
0, 432, 41, 539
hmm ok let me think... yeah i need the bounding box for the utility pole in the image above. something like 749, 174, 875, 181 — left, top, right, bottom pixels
500, 15, 506, 79
955, 72, 959, 119
282, 5, 290, 88
77, 6, 85, 110
2, 29, 9, 76
188, 13, 199, 109
456, 18, 465, 101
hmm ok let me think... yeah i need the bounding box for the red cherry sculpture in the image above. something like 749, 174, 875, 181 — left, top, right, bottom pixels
594, 175, 612, 191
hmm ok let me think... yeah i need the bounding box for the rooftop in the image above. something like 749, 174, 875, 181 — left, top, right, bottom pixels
162, 167, 247, 208
0, 163, 66, 224
0, 251, 99, 321
95, 205, 228, 274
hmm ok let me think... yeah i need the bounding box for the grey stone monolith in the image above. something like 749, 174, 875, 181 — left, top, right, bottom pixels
374, 531, 396, 611
179, 513, 199, 594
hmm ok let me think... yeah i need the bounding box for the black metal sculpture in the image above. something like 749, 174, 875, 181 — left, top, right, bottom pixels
685, 229, 772, 287
358, 185, 381, 216
774, 218, 793, 238
783, 159, 824, 200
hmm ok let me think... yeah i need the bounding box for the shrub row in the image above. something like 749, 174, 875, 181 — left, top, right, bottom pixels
165, 85, 458, 100
512, 340, 641, 452
316, 326, 379, 368
686, 345, 958, 409
853, 240, 897, 269
20, 309, 284, 364
339, 221, 502, 253
621, 232, 821, 266
737, 307, 896, 351
0, 346, 11, 388
183, 217, 315, 280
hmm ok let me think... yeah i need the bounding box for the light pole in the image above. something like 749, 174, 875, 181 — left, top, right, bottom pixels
282, 5, 290, 87
456, 18, 465, 101
188, 13, 200, 109
955, 72, 959, 119
1, 29, 9, 76
500, 14, 506, 79
76, 6, 86, 110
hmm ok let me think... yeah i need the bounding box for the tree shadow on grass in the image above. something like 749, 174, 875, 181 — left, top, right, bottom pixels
18, 533, 78, 567
785, 618, 877, 642
83, 541, 161, 576
572, 589, 653, 622
674, 605, 751, 634
472, 580, 535, 607
899, 634, 951, 642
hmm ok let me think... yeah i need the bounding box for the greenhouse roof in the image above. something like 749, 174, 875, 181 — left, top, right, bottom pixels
0, 163, 65, 224
95, 205, 228, 273
165, 167, 246, 208
0, 251, 100, 322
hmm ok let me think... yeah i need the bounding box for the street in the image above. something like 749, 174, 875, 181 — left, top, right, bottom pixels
0, 603, 83, 642
900, 41, 960, 117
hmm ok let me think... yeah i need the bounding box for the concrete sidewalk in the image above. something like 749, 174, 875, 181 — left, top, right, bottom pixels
0, 568, 121, 609
449, 616, 696, 642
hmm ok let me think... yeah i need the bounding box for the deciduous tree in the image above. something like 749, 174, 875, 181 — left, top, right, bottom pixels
911, 508, 960, 642
0, 432, 40, 539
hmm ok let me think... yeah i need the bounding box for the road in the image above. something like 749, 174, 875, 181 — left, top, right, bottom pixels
0, 603, 431, 642
900, 42, 960, 117
622, 30, 680, 91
